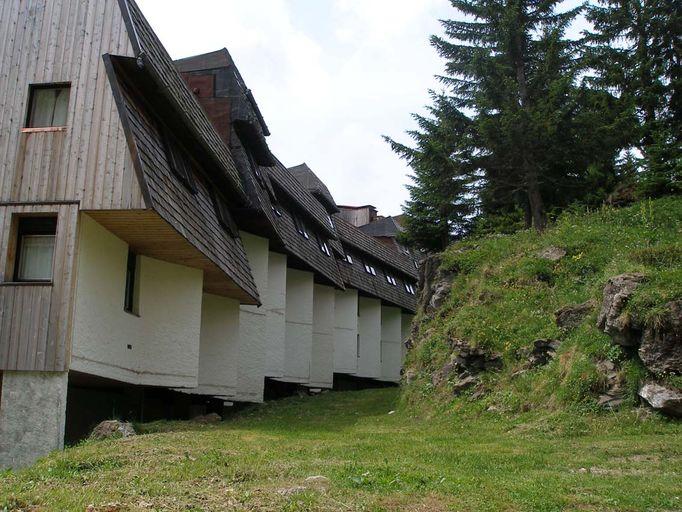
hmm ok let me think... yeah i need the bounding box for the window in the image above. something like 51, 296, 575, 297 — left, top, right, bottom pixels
326, 215, 334, 228
211, 189, 237, 237
319, 238, 331, 256
385, 273, 397, 286
26, 84, 70, 128
293, 214, 309, 239
159, 125, 197, 193
12, 216, 57, 282
271, 204, 282, 217
344, 253, 353, 264
363, 262, 376, 276
124, 249, 140, 314
404, 282, 416, 295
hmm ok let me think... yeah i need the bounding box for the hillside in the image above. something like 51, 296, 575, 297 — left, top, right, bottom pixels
403, 197, 681, 416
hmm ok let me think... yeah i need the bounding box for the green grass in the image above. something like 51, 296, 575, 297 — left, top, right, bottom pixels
1, 388, 681, 511
404, 197, 682, 410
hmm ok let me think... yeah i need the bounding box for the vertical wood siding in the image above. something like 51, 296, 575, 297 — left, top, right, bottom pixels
0, 203, 80, 372
0, 0, 144, 209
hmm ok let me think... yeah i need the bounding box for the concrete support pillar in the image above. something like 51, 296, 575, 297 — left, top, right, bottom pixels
380, 306, 403, 382
401, 313, 414, 363
264, 252, 287, 379
237, 232, 269, 402
309, 284, 335, 388
333, 288, 359, 374
283, 268, 314, 383
0, 371, 68, 469
355, 296, 382, 379
195, 294, 240, 397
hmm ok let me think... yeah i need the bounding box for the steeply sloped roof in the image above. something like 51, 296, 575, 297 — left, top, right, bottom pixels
358, 216, 403, 237
333, 216, 418, 279
117, 0, 246, 201
289, 163, 339, 213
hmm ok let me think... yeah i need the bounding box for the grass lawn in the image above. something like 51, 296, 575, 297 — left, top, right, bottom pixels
1, 388, 681, 511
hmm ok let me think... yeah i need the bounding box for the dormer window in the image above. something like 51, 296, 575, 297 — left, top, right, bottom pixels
327, 215, 334, 228
319, 239, 331, 256
293, 215, 309, 239
271, 204, 283, 217
363, 262, 376, 276
344, 253, 353, 264
385, 273, 397, 286
211, 188, 237, 237
25, 84, 70, 128
158, 125, 197, 193
404, 282, 416, 295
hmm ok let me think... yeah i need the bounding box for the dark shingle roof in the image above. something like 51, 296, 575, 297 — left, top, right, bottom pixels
118, 0, 246, 201
358, 216, 403, 237
288, 163, 339, 213
333, 216, 418, 279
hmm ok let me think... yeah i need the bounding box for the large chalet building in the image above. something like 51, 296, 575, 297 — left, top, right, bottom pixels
0, 0, 418, 469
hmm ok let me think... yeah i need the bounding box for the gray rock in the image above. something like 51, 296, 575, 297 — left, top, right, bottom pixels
452, 375, 479, 395
90, 420, 136, 441
639, 300, 682, 375
527, 339, 561, 367
537, 246, 566, 261
596, 273, 646, 346
638, 383, 682, 417
418, 253, 456, 314
555, 301, 595, 329
451, 343, 503, 375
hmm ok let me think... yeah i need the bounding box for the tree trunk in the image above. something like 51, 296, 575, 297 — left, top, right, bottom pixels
527, 170, 546, 231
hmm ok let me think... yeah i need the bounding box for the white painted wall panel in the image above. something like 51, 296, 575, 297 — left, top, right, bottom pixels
333, 288, 358, 374
309, 284, 335, 388
355, 296, 382, 379
282, 269, 314, 383
237, 232, 269, 402
265, 252, 287, 378
71, 215, 202, 388
380, 306, 402, 382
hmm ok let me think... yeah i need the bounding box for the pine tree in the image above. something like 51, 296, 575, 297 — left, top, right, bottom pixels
585, 0, 681, 196
384, 94, 475, 251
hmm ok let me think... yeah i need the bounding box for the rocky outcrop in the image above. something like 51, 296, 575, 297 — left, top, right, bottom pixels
418, 253, 456, 314
90, 420, 136, 441
596, 360, 626, 410
597, 273, 646, 346
555, 301, 595, 329
639, 300, 681, 375
537, 246, 566, 261
526, 339, 561, 367
638, 383, 682, 417
431, 340, 501, 394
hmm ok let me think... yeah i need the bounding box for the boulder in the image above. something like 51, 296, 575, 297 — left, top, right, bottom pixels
452, 375, 479, 395
639, 300, 682, 375
90, 420, 136, 441
555, 301, 595, 329
537, 246, 566, 261
527, 339, 561, 367
596, 273, 646, 346
638, 383, 682, 417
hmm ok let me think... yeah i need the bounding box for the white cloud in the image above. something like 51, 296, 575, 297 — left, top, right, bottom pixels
137, 0, 452, 214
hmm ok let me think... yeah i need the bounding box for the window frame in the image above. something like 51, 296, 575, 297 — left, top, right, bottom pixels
24, 83, 71, 129
12, 215, 58, 283
293, 214, 310, 239
158, 123, 198, 194
124, 249, 140, 315
363, 261, 377, 276
210, 188, 238, 237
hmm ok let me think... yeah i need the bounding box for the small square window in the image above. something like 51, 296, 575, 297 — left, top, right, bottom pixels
364, 262, 376, 276
13, 216, 57, 282
26, 84, 70, 128
319, 239, 331, 256
385, 273, 397, 286
344, 253, 353, 264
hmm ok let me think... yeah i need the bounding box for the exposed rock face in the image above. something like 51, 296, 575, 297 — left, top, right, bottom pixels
555, 301, 595, 329
537, 246, 566, 261
597, 273, 646, 346
418, 253, 456, 314
639, 300, 682, 375
596, 360, 626, 410
452, 343, 503, 375
90, 420, 136, 441
527, 339, 561, 367
638, 383, 682, 417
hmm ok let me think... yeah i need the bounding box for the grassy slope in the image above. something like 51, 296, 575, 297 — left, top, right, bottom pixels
403, 197, 682, 411
1, 388, 681, 512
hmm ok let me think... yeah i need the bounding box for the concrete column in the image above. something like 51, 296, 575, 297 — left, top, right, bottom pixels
401, 313, 414, 363
194, 294, 240, 397
237, 232, 269, 402
282, 268, 314, 383
0, 371, 68, 469
264, 252, 287, 379
309, 284, 335, 388
380, 306, 403, 382
355, 296, 382, 379
333, 288, 359, 374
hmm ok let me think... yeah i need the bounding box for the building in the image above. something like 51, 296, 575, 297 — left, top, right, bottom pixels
0, 0, 417, 469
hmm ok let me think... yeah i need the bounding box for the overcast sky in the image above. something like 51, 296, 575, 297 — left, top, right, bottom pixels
137, 0, 454, 215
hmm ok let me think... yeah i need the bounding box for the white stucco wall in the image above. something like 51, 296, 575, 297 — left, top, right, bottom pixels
265, 252, 287, 378
355, 296, 382, 379
333, 288, 359, 374
237, 232, 269, 403
380, 306, 403, 382
191, 293, 240, 397
282, 268, 314, 383
0, 371, 68, 469
309, 284, 335, 388
71, 215, 203, 388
